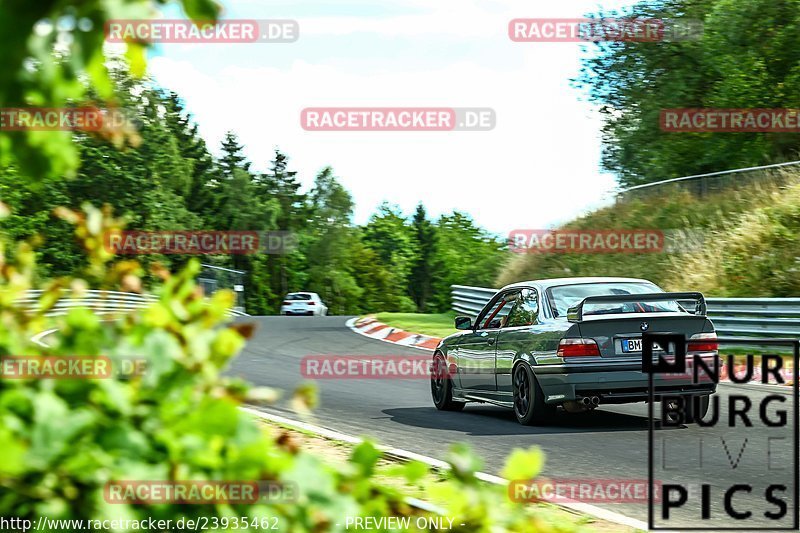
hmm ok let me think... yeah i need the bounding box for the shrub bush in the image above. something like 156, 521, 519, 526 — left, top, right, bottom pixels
0, 205, 578, 533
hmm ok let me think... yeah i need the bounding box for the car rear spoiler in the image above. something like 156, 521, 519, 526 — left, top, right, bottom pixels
566, 292, 706, 322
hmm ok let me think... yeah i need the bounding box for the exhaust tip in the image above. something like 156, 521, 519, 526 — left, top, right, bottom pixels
581, 397, 591, 405
591, 396, 600, 406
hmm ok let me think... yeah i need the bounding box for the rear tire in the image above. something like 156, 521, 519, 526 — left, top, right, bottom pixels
664, 394, 710, 424
513, 363, 555, 425
431, 353, 464, 411
684, 394, 710, 423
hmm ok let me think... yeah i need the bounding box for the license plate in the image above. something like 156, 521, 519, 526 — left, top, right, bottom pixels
621, 339, 662, 353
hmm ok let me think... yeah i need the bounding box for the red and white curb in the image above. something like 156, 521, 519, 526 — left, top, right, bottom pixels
347, 316, 442, 351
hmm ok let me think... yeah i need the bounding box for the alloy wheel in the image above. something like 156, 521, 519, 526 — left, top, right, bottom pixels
514, 366, 530, 417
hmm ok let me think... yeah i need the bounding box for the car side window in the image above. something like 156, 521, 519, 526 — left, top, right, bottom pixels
478, 291, 518, 329
505, 289, 539, 327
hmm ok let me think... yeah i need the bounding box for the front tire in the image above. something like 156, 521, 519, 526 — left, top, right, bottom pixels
513, 363, 554, 425
431, 353, 464, 411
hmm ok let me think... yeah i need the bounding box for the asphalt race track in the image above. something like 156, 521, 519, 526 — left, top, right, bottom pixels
229, 316, 798, 530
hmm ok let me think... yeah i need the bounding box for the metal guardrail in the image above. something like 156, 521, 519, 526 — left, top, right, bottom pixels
617, 159, 800, 200
200, 263, 247, 314
619, 160, 800, 194
17, 290, 249, 317
705, 298, 800, 337
452, 285, 800, 338
451, 285, 498, 318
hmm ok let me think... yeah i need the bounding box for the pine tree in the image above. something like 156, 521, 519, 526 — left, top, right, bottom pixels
219, 131, 250, 179
162, 92, 219, 217
262, 149, 304, 230
409, 203, 438, 312
308, 167, 354, 228
261, 149, 305, 303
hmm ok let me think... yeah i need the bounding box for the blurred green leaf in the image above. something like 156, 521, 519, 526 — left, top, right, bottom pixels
350, 440, 382, 477
501, 447, 545, 482
183, 0, 221, 21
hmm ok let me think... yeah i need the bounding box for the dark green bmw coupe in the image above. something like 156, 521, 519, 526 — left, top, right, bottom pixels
430, 277, 718, 425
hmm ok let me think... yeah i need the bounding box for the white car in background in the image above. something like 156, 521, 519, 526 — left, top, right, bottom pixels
280, 292, 328, 316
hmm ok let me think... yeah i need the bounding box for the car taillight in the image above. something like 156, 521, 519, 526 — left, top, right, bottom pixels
557, 338, 600, 357
688, 332, 718, 353
308, 301, 315, 305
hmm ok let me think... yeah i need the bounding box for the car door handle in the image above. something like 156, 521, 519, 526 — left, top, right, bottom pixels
487, 338, 495, 345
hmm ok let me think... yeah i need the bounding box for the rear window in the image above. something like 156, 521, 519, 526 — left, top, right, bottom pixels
547, 282, 682, 317
286, 293, 312, 301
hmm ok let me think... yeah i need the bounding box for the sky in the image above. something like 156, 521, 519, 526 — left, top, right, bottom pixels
145, 0, 639, 235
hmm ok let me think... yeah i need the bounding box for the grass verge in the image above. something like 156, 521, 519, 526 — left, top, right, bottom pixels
497, 171, 800, 296
257, 417, 641, 533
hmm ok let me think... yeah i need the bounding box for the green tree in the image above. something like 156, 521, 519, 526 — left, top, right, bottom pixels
307, 166, 354, 228
0, 168, 76, 280
409, 203, 438, 312
430, 212, 507, 312
0, 0, 220, 178
362, 203, 418, 312
163, 91, 219, 216
219, 131, 250, 179
262, 149, 304, 230
303, 168, 362, 313
212, 138, 280, 314
576, 0, 800, 186
261, 150, 306, 305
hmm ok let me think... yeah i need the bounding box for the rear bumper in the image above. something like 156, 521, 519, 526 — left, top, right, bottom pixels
535, 362, 717, 404
281, 309, 314, 316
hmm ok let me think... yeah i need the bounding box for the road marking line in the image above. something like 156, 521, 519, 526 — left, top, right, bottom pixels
242, 406, 649, 531
31, 328, 59, 347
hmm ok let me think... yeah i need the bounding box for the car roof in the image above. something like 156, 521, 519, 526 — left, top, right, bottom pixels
500, 276, 654, 291
288, 292, 317, 296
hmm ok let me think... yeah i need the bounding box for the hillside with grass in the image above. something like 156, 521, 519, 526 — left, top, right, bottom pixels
498, 171, 800, 297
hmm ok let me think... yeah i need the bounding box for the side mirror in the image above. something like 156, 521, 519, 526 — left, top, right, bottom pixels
454, 316, 473, 330
567, 305, 581, 323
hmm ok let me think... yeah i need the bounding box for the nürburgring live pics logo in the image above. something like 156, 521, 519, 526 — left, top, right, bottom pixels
644, 333, 799, 530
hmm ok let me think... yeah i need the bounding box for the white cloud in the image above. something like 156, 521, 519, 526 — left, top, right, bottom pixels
147, 0, 634, 234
